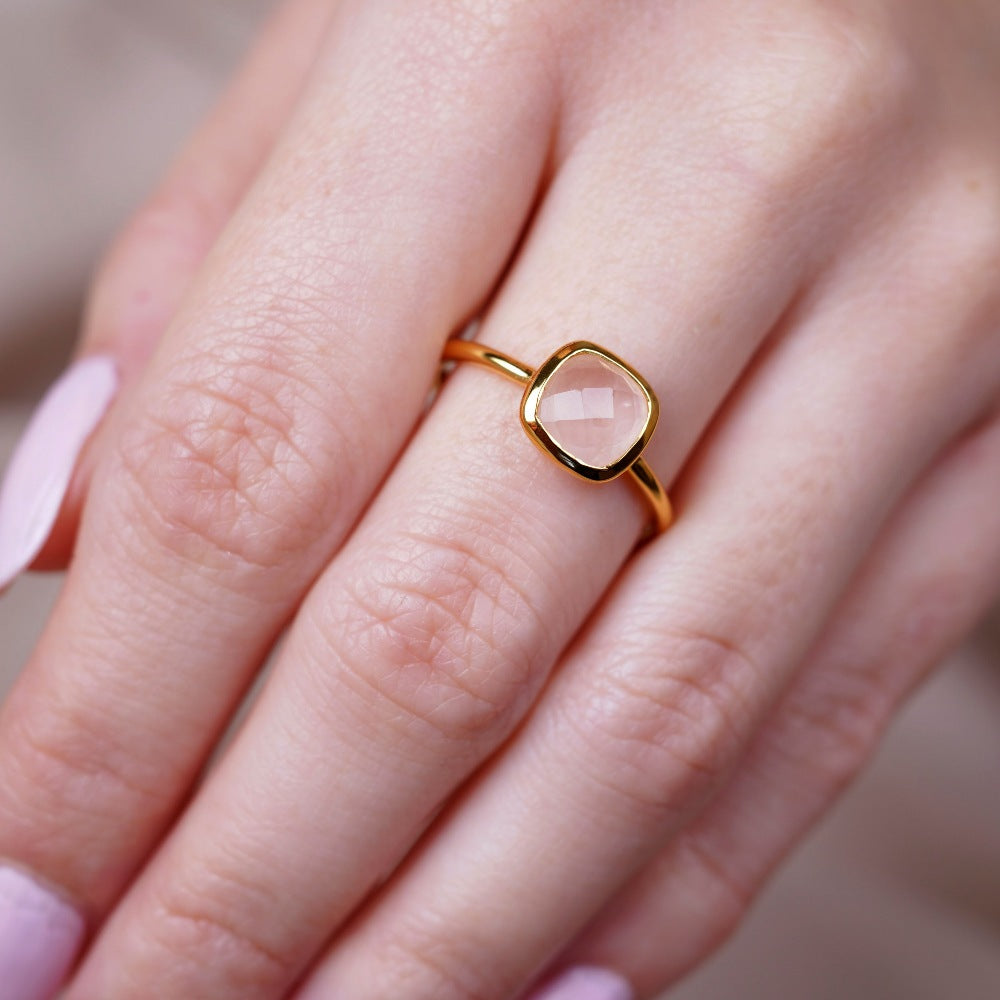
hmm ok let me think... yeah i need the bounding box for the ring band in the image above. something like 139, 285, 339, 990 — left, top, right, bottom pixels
442, 338, 673, 538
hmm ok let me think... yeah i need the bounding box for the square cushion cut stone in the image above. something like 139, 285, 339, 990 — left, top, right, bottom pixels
535, 352, 649, 468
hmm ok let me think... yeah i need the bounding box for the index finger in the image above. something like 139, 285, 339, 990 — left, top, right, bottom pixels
2, 0, 337, 585
0, 2, 556, 993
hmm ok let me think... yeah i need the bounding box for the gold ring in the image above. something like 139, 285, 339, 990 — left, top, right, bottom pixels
442, 338, 673, 538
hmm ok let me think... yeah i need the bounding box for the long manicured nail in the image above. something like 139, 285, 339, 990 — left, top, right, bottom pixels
0, 864, 85, 1000
0, 355, 118, 591
525, 966, 635, 1000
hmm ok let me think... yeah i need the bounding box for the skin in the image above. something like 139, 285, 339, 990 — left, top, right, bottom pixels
2, 0, 1000, 997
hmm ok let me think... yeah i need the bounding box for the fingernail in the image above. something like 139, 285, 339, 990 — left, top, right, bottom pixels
0, 355, 118, 591
0, 864, 85, 1000
524, 966, 635, 1000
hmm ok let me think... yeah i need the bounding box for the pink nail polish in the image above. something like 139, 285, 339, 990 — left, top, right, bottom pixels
525, 966, 635, 1000
0, 355, 118, 591
0, 865, 85, 1000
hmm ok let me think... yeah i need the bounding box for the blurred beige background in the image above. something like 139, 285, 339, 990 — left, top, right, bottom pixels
1, 3, 998, 998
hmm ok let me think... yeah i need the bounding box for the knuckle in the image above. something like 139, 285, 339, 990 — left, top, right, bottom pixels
770, 665, 893, 792
773, 564, 974, 793
317, 520, 543, 749
114, 348, 343, 571
783, 4, 915, 136
708, 2, 917, 184
675, 832, 756, 937
366, 914, 497, 1000
145, 872, 293, 993
1, 696, 163, 840
567, 623, 759, 818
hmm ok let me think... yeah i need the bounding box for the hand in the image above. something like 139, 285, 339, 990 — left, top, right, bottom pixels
1, 1, 998, 999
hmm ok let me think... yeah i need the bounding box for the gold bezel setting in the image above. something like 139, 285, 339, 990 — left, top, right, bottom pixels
520, 340, 659, 483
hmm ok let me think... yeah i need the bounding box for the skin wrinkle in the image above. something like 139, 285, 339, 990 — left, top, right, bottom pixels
555, 667, 741, 824
147, 890, 293, 991
116, 420, 310, 576
110, 238, 421, 576
327, 537, 548, 746
156, 827, 311, 962
671, 831, 755, 915
373, 912, 502, 1000
2, 712, 164, 845
758, 666, 897, 794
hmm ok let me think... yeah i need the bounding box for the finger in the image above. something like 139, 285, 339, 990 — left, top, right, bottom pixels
0, 1, 554, 991
1, 0, 335, 587
70, 14, 947, 996
537, 411, 1000, 999
297, 178, 1000, 1000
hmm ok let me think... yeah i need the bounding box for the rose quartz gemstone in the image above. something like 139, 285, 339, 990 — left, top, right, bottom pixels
535, 352, 649, 468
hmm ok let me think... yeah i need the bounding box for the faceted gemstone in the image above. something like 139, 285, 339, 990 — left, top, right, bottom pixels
535, 352, 650, 468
